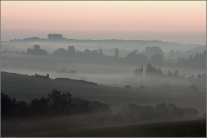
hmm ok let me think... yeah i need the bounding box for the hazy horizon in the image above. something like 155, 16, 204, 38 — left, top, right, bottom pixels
1, 1, 206, 45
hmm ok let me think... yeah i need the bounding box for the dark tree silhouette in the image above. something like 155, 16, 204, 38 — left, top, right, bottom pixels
145, 64, 163, 76
139, 105, 156, 121
177, 51, 206, 69
30, 97, 48, 116
126, 50, 137, 61
99, 49, 104, 57
183, 108, 199, 118
197, 74, 201, 79
1, 93, 16, 116
126, 51, 148, 65
53, 48, 68, 57
154, 103, 169, 119
189, 84, 198, 93
127, 103, 143, 122
116, 103, 199, 123
48, 89, 73, 115
68, 46, 76, 57
202, 73, 206, 78
150, 53, 164, 65
48, 33, 63, 40
174, 70, 179, 77
167, 70, 174, 77
27, 45, 47, 55
168, 103, 184, 119
115, 48, 119, 59
124, 85, 131, 89
134, 66, 143, 77
1, 90, 112, 118
142, 46, 164, 57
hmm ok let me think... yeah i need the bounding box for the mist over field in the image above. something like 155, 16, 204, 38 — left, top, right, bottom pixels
1, 1, 206, 137
1, 39, 205, 56
1, 50, 206, 85
1, 36, 206, 137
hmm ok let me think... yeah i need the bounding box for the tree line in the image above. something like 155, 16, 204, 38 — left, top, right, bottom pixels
2, 89, 203, 124
115, 103, 200, 123
1, 89, 111, 118
24, 44, 206, 69
134, 64, 206, 80
177, 51, 206, 69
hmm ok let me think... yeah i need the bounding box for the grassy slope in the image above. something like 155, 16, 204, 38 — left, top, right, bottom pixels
1, 71, 206, 115
6, 119, 206, 137
1, 72, 206, 137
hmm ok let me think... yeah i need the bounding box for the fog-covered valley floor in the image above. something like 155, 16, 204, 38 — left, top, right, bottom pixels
1, 52, 206, 86
1, 43, 206, 137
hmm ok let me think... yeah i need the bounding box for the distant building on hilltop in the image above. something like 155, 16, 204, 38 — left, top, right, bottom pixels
35, 74, 49, 79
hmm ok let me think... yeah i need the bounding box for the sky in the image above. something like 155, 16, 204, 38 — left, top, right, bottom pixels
1, 1, 206, 45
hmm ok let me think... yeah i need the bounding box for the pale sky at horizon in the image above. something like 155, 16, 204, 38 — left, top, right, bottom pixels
1, 1, 206, 45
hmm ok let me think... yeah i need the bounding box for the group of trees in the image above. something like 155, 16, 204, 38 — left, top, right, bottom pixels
134, 66, 144, 77
126, 46, 164, 65
1, 89, 111, 118
134, 64, 206, 80
25, 44, 205, 69
126, 50, 148, 65
53, 46, 121, 60
2, 90, 202, 125
53, 46, 106, 59
26, 45, 164, 66
145, 64, 163, 76
142, 46, 164, 57
115, 103, 199, 123
177, 51, 206, 69
168, 49, 184, 58
169, 46, 206, 59
166, 70, 182, 78
134, 64, 163, 77
48, 33, 64, 40
27, 45, 47, 55
188, 73, 206, 80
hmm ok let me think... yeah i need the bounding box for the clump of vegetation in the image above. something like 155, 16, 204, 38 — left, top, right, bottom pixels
124, 85, 131, 89
177, 50, 206, 69
1, 89, 111, 118
1, 90, 200, 124
189, 84, 198, 93
1, 90, 202, 136
115, 103, 199, 123
134, 64, 206, 81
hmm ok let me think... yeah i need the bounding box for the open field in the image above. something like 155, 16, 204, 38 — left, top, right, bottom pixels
3, 119, 206, 137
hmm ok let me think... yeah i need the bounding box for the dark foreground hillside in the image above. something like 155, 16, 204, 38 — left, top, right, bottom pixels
5, 119, 206, 137
1, 71, 206, 115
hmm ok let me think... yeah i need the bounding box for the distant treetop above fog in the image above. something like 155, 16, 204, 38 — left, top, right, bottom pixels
27, 45, 47, 55
23, 37, 40, 41
142, 46, 164, 57
48, 33, 64, 40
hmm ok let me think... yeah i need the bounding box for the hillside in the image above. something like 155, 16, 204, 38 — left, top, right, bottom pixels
1, 71, 206, 115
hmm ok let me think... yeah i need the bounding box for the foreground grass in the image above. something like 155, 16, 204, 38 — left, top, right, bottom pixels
5, 119, 206, 137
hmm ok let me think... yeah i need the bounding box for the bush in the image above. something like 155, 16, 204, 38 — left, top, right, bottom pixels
1, 93, 16, 117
